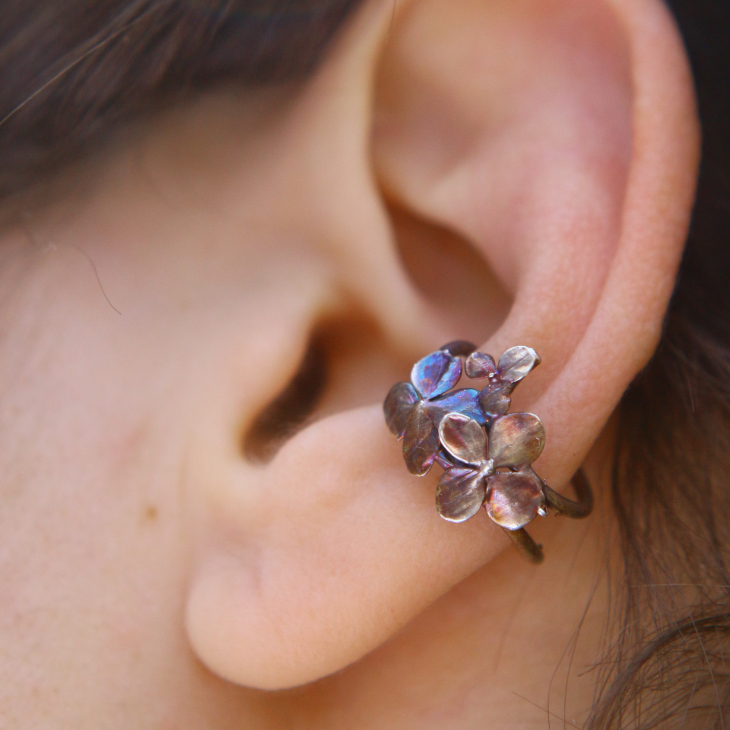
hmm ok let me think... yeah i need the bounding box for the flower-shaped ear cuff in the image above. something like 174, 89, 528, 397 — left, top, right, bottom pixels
384, 341, 593, 563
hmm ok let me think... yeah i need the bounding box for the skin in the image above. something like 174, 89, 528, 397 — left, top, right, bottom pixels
0, 0, 699, 727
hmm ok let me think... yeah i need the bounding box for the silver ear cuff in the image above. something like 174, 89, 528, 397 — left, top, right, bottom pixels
384, 341, 592, 563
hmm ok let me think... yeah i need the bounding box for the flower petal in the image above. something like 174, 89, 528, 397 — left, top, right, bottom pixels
438, 412, 487, 466
411, 350, 462, 399
497, 346, 541, 385
436, 467, 486, 522
488, 413, 546, 468
383, 381, 419, 438
465, 351, 497, 379
428, 388, 486, 424
478, 387, 511, 420
485, 471, 545, 530
434, 450, 457, 470
402, 405, 440, 476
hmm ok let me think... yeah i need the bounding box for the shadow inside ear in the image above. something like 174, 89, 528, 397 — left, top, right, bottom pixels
243, 332, 328, 464
387, 203, 510, 345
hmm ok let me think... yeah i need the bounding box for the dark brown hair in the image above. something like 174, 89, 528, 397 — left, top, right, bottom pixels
588, 2, 730, 727
0, 0, 359, 201
2, 1, 730, 726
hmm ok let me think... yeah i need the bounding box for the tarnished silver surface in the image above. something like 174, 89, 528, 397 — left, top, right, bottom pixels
440, 340, 478, 357
427, 389, 485, 425
402, 404, 440, 476
466, 345, 542, 421
384, 346, 483, 476
384, 381, 419, 439
438, 412, 487, 466
478, 389, 512, 420
506, 527, 544, 564
488, 413, 545, 469
496, 346, 541, 384
383, 343, 593, 563
485, 471, 546, 530
410, 350, 462, 399
436, 467, 487, 522
435, 411, 544, 533
464, 351, 497, 379
543, 468, 593, 519
435, 414, 493, 520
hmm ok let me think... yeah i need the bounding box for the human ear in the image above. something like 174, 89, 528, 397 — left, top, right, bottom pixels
184, 0, 699, 689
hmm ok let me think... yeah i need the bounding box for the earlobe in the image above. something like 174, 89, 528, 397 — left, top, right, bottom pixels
185, 0, 699, 690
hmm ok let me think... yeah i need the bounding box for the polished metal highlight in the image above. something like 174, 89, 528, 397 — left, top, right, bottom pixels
383, 342, 593, 563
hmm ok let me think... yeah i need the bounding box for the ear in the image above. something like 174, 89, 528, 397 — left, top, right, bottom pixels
372, 0, 699, 488
184, 0, 699, 689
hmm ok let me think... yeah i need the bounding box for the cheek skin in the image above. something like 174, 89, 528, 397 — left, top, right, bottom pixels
0, 146, 349, 724
0, 76, 436, 723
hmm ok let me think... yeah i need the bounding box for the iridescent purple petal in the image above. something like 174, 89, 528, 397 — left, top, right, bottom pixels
436, 467, 487, 522
383, 381, 419, 438
488, 413, 546, 469
428, 388, 486, 425
402, 405, 440, 476
411, 350, 462, 399
485, 471, 545, 530
465, 351, 497, 379
438, 413, 487, 466
497, 346, 541, 385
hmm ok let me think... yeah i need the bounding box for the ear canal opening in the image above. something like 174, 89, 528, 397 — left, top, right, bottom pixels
243, 331, 328, 464
242, 310, 412, 464
387, 203, 511, 344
